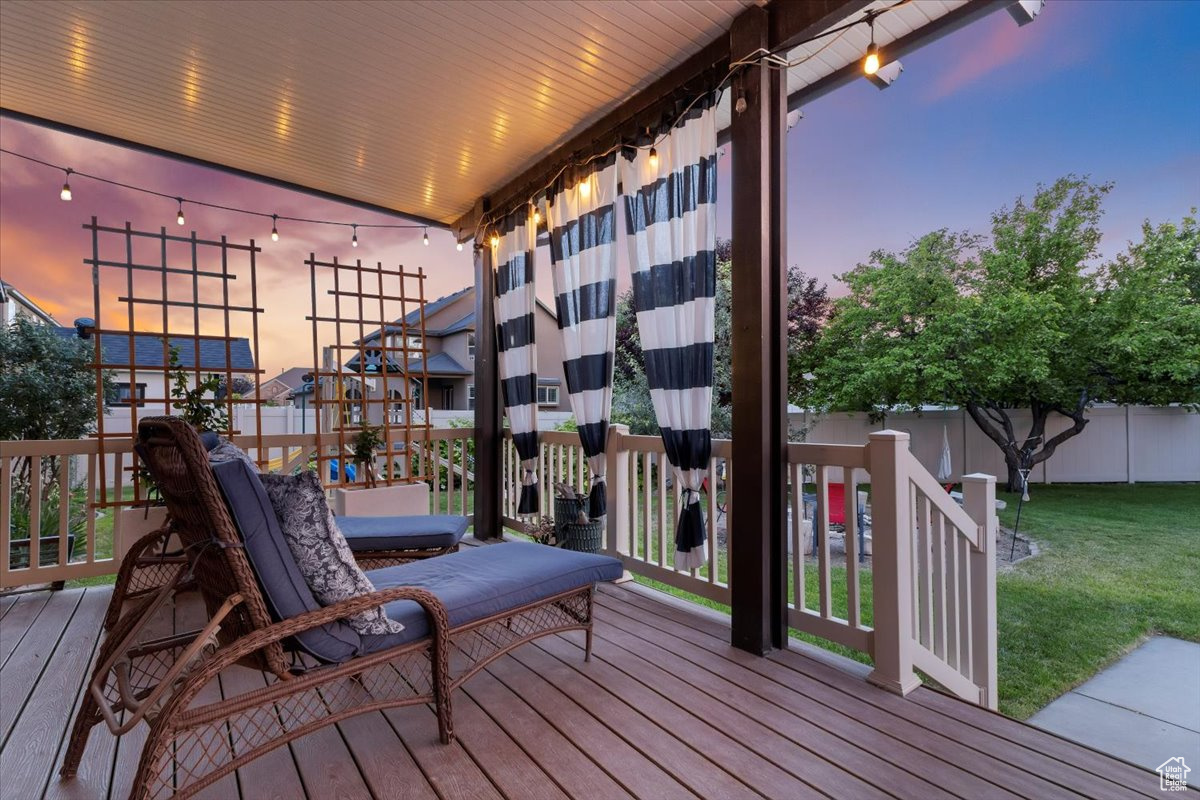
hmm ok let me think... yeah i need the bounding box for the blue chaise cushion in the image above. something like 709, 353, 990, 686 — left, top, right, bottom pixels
210, 459, 363, 663
336, 514, 468, 552
362, 541, 623, 648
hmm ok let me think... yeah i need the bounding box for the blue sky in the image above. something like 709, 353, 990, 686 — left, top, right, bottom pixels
720, 0, 1200, 288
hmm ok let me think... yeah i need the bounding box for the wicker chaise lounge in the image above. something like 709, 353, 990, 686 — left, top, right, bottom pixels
62, 417, 622, 800
103, 437, 469, 630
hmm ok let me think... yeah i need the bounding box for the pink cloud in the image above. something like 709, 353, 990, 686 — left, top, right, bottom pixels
924, 2, 1088, 103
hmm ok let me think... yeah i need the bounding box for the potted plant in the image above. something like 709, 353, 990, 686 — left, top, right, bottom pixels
553, 483, 603, 553
333, 425, 431, 517
525, 516, 559, 547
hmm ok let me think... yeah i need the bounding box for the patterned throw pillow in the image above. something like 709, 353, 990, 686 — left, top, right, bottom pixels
258, 471, 404, 636
207, 438, 261, 474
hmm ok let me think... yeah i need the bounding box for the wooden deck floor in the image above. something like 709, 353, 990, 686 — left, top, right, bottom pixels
0, 582, 1161, 800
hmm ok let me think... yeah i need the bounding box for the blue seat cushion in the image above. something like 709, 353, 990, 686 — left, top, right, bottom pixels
210, 459, 363, 664
362, 541, 623, 648
336, 514, 468, 552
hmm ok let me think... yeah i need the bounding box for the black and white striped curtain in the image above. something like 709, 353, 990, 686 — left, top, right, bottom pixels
545, 155, 619, 518
494, 206, 540, 515
619, 100, 718, 571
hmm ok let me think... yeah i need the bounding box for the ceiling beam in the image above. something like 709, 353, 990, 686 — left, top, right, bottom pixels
0, 107, 450, 230
784, 0, 1011, 112
768, 0, 872, 52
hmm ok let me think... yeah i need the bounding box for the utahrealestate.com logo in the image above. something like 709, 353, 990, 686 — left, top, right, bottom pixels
1157, 757, 1190, 792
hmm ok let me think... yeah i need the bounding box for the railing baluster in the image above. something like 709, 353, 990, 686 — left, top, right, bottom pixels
657, 452, 668, 568
86, 451, 97, 565
29, 455, 42, 571
641, 452, 651, 563
1, 454, 11, 577
845, 468, 860, 628
816, 465, 831, 618
58, 465, 70, 566
934, 511, 947, 659
919, 491, 933, 649
790, 461, 803, 612
626, 450, 637, 559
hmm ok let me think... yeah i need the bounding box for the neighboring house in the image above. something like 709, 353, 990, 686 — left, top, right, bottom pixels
1, 280, 58, 326
261, 366, 311, 404
53, 320, 256, 432
347, 286, 570, 415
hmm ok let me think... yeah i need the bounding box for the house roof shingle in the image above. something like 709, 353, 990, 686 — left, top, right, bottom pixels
53, 328, 256, 370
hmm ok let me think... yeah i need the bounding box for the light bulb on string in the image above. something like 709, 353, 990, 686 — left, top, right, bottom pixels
579, 179, 590, 199
456, 241, 464, 251
270, 214, 280, 242
176, 198, 186, 226
490, 232, 499, 248
863, 16, 880, 76
351, 224, 359, 248
60, 168, 73, 201
648, 146, 658, 170
423, 228, 430, 247
533, 208, 541, 225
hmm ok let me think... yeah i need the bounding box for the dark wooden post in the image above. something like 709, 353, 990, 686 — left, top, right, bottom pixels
729, 4, 789, 655
472, 203, 503, 540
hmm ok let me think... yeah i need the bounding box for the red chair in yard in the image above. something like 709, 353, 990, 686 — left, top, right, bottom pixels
808, 483, 868, 563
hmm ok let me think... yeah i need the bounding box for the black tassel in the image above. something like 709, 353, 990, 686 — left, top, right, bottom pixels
588, 479, 606, 518
517, 484, 539, 515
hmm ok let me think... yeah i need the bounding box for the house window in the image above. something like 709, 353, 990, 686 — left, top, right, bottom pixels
537, 385, 559, 406
388, 388, 406, 424
467, 384, 475, 411
468, 334, 476, 360
343, 385, 363, 425
113, 383, 147, 408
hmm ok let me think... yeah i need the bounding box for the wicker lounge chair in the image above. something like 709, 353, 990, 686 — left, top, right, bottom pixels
101, 435, 469, 631
62, 417, 621, 800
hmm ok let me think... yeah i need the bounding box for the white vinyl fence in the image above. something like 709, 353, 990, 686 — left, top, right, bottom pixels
795, 405, 1199, 484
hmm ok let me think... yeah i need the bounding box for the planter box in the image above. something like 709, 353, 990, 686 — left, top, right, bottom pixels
116, 505, 170, 561
333, 482, 430, 518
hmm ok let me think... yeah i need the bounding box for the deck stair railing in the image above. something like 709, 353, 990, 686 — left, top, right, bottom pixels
502, 426, 997, 707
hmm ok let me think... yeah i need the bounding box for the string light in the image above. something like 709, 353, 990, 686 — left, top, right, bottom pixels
490, 232, 499, 247
351, 224, 359, 247
648, 147, 658, 170
533, 208, 541, 225
0, 147, 447, 248
423, 228, 430, 246
863, 15, 880, 76
457, 241, 464, 251
579, 179, 590, 199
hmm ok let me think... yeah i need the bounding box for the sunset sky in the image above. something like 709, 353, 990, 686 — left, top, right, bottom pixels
2, 0, 1197, 376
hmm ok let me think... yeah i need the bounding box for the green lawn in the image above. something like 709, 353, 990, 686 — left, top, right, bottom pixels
993, 483, 1200, 719
636, 483, 1199, 720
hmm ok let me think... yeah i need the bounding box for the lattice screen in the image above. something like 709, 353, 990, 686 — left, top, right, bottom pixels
305, 255, 432, 488
85, 218, 265, 506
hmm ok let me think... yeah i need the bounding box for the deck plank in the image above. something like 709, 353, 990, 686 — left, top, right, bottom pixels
481, 649, 698, 800
0, 588, 84, 743
1, 593, 18, 619
337, 709, 438, 800
602, 584, 1156, 799
383, 703, 506, 800
0, 583, 1163, 800
0, 589, 106, 799
435, 689, 568, 800
0, 590, 52, 668
524, 635, 780, 800
218, 665, 309, 800
588, 615, 898, 799
460, 666, 636, 799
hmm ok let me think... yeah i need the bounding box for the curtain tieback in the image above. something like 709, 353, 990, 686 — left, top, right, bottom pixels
522, 467, 537, 486
682, 488, 701, 506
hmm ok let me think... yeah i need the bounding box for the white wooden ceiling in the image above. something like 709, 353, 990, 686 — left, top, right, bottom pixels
0, 0, 970, 228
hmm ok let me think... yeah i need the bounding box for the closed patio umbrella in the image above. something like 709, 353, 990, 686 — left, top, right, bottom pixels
937, 424, 953, 484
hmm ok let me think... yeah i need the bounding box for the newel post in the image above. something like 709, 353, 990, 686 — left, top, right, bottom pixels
605, 424, 630, 557
962, 473, 998, 709
866, 430, 921, 696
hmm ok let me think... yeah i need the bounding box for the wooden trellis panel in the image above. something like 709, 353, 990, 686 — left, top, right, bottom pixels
85, 218, 266, 507
306, 255, 432, 488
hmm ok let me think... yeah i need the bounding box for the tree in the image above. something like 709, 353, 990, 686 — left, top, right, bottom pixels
612, 237, 831, 438
806, 177, 1200, 491
215, 376, 255, 401
0, 317, 113, 491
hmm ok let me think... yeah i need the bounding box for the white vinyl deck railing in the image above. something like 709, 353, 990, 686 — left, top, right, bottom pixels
5, 426, 993, 706
0, 428, 475, 589
503, 427, 998, 707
